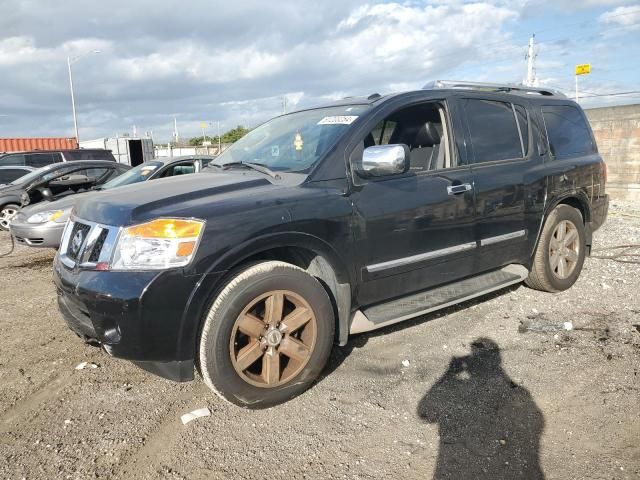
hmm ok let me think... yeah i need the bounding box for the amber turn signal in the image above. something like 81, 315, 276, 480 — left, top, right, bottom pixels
125, 219, 203, 239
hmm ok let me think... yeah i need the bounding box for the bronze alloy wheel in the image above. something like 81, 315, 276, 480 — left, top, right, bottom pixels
549, 219, 580, 279
229, 290, 317, 388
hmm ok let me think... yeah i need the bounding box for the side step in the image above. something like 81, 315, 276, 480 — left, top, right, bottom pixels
350, 264, 528, 334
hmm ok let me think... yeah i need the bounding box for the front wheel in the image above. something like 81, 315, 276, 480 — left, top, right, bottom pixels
526, 204, 586, 292
0, 203, 20, 231
199, 261, 335, 408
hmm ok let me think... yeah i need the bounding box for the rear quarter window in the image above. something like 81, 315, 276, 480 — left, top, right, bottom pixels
542, 105, 594, 159
65, 150, 115, 161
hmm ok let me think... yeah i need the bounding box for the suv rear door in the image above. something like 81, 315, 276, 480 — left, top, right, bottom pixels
454, 94, 546, 273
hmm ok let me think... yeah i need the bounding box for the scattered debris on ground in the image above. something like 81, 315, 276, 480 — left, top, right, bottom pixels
1, 200, 639, 479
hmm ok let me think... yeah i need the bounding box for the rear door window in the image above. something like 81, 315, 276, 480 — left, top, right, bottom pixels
25, 153, 62, 167
159, 161, 196, 178
0, 154, 26, 166
463, 99, 523, 163
541, 105, 594, 158
0, 168, 30, 184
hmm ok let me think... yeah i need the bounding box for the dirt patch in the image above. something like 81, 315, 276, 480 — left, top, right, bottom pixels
1, 201, 639, 479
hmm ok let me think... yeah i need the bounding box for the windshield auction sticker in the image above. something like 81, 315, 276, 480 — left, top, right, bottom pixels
317, 116, 358, 125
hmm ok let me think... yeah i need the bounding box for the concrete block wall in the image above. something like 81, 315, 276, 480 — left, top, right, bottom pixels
585, 103, 640, 201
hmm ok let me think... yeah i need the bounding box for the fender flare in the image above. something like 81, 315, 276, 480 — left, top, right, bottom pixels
530, 191, 593, 263
177, 231, 354, 362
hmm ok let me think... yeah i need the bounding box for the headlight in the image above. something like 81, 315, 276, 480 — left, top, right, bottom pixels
27, 210, 65, 224
111, 218, 204, 270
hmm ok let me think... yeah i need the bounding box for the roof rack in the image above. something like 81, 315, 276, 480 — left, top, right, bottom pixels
422, 80, 566, 98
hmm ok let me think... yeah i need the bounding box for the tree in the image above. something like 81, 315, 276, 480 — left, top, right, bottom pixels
187, 125, 250, 146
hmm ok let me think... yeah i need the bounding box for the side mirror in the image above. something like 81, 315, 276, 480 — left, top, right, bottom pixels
39, 187, 53, 202
355, 144, 410, 178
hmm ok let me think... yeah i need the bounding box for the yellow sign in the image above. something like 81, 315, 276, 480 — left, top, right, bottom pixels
200, 122, 207, 129
575, 64, 591, 76
294, 132, 304, 151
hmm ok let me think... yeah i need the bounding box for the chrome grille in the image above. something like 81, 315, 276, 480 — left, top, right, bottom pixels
88, 229, 108, 262
66, 222, 91, 261
59, 217, 120, 270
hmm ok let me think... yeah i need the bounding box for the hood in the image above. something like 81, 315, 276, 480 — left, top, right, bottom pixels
74, 170, 284, 225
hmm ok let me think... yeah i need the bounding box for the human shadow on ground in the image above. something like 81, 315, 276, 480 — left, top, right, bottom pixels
417, 338, 545, 479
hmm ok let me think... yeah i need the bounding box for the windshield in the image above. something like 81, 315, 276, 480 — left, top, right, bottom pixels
214, 105, 368, 173
101, 161, 163, 189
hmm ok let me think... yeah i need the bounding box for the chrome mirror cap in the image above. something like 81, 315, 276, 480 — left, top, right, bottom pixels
358, 144, 409, 178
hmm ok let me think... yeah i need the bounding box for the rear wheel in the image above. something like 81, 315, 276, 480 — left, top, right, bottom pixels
0, 204, 19, 231
199, 261, 334, 408
526, 204, 586, 292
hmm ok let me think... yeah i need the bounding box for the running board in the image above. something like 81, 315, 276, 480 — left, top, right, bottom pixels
350, 264, 528, 334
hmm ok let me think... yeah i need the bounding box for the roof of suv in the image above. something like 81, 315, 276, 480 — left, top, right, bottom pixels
312, 81, 571, 110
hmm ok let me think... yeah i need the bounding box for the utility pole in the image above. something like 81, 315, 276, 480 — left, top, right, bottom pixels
173, 117, 179, 144
67, 57, 79, 142
524, 34, 537, 87
217, 121, 221, 155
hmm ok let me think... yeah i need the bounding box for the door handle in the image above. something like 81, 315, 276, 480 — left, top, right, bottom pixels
447, 183, 473, 195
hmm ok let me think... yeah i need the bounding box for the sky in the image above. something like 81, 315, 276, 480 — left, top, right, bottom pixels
0, 0, 639, 143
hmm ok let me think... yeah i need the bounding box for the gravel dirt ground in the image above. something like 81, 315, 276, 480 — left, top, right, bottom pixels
1, 201, 639, 480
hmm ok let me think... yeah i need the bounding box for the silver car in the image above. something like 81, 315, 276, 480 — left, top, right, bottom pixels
10, 155, 214, 248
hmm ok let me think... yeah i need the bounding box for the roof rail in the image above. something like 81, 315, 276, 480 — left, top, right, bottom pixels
422, 80, 566, 98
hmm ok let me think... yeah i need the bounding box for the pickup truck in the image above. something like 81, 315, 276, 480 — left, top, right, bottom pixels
52, 81, 608, 408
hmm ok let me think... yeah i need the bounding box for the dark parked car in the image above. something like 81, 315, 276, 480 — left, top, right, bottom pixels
0, 161, 129, 230
11, 155, 215, 247
0, 149, 116, 169
0, 166, 35, 185
53, 81, 608, 408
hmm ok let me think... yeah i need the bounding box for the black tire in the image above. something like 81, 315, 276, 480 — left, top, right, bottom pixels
0, 203, 20, 231
199, 261, 335, 408
525, 204, 586, 292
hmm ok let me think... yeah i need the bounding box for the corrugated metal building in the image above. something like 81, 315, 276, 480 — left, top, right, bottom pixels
0, 137, 78, 153
80, 137, 154, 166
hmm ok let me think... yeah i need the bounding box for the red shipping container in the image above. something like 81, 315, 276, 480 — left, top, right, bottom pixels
0, 137, 78, 153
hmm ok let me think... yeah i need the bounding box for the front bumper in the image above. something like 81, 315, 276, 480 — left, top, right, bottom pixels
53, 254, 218, 382
11, 219, 65, 248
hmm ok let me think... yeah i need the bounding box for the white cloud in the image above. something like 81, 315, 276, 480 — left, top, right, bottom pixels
0, 36, 111, 66
600, 5, 640, 30
0, 0, 637, 140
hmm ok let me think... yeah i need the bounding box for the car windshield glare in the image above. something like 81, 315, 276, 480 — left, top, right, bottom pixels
102, 161, 164, 189
215, 105, 368, 173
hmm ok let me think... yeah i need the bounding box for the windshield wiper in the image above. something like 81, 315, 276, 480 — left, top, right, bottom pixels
211, 161, 281, 180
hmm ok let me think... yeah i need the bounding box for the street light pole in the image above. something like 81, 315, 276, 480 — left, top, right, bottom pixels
67, 56, 79, 142
67, 50, 101, 143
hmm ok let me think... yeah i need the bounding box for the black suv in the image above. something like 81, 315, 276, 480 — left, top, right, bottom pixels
0, 149, 116, 168
53, 81, 608, 407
